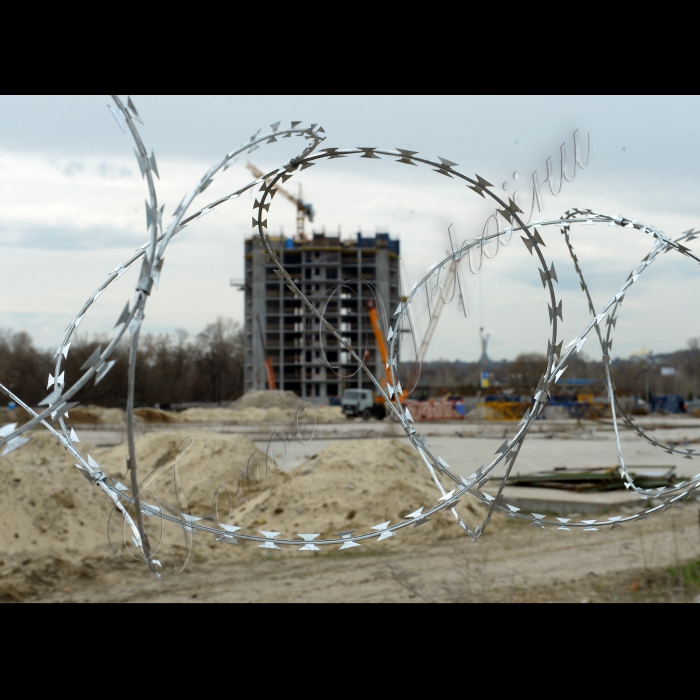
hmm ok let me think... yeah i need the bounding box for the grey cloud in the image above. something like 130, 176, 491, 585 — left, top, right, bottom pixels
62, 160, 85, 176
2, 96, 700, 182
0, 222, 146, 250
95, 162, 133, 179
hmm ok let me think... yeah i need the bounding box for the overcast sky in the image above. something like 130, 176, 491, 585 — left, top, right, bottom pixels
0, 95, 697, 363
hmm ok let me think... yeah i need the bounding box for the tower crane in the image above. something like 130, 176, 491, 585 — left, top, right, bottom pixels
246, 162, 314, 240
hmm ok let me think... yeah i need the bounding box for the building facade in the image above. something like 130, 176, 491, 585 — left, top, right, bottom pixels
244, 232, 400, 402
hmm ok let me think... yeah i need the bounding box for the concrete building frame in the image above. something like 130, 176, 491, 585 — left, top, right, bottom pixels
244, 231, 400, 402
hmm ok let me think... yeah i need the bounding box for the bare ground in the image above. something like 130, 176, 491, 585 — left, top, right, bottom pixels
3, 420, 700, 603
5, 502, 699, 603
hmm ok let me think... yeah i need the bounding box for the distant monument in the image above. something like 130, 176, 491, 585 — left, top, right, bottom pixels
479, 327, 491, 388
479, 327, 491, 366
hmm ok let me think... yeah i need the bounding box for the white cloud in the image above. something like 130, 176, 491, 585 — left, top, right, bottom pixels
0, 99, 697, 364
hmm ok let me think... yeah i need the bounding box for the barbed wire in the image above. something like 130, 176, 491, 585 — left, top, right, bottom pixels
1, 97, 698, 576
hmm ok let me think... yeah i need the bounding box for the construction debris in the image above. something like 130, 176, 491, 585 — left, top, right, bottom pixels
506, 466, 677, 492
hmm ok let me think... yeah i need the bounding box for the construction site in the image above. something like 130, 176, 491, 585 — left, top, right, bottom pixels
241, 162, 401, 403
1, 395, 699, 602
1, 174, 699, 601
2, 140, 700, 604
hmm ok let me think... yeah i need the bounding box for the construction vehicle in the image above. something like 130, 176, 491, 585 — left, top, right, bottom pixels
246, 162, 314, 240
340, 300, 402, 420
341, 388, 385, 420
256, 316, 276, 390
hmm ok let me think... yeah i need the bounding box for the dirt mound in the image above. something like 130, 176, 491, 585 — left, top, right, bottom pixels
95, 434, 462, 552
2, 404, 132, 427
0, 407, 34, 426
134, 408, 173, 423
68, 405, 126, 425
230, 390, 304, 411
0, 431, 113, 568
80, 433, 461, 550
175, 407, 242, 423
0, 431, 455, 551
4, 400, 344, 427
1, 404, 130, 427
173, 405, 343, 424
0, 429, 266, 598
231, 438, 460, 545
0, 408, 17, 424
0, 430, 464, 598
95, 430, 261, 515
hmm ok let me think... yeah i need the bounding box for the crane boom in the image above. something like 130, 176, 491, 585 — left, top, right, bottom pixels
366, 300, 392, 387
247, 162, 297, 206
418, 263, 456, 363
256, 315, 277, 391
365, 300, 405, 408
246, 162, 314, 239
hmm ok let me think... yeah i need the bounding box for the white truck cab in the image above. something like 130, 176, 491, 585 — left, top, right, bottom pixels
340, 388, 386, 420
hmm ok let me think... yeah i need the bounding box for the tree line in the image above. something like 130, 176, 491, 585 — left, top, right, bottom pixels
0, 318, 245, 408
408, 338, 700, 400
2, 322, 699, 408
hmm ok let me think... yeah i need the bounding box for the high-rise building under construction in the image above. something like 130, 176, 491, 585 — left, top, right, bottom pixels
244, 232, 401, 402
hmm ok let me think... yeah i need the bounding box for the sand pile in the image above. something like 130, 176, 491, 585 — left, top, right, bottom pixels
80, 432, 462, 546
228, 438, 459, 545
126, 403, 343, 424
0, 408, 18, 424
97, 434, 461, 548
50, 389, 345, 426
133, 408, 172, 423
1, 404, 129, 427
95, 430, 262, 516
230, 390, 304, 411
0, 430, 464, 599
91, 388, 345, 424
67, 405, 127, 424
0, 431, 113, 566
0, 431, 456, 551
174, 405, 342, 424
0, 430, 264, 598
0, 407, 42, 426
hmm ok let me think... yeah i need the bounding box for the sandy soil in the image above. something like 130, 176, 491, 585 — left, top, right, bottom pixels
2, 416, 700, 603
0, 390, 343, 428
7, 502, 699, 603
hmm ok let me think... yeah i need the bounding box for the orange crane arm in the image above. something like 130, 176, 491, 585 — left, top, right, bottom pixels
264, 358, 277, 391
366, 300, 392, 386
256, 315, 276, 390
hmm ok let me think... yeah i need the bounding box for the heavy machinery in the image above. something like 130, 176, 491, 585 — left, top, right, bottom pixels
340, 388, 385, 420
340, 300, 401, 420
246, 162, 314, 240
